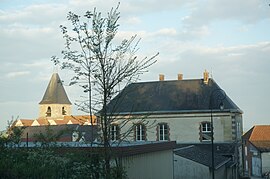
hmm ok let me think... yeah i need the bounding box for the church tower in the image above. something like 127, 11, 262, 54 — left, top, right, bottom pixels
39, 73, 72, 119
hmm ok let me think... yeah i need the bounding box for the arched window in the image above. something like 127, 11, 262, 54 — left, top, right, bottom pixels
158, 123, 169, 141
110, 124, 120, 141
134, 123, 146, 141
46, 107, 51, 117
200, 121, 211, 142
62, 107, 66, 115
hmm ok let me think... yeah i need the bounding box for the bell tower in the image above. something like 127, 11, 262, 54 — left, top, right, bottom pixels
39, 73, 72, 119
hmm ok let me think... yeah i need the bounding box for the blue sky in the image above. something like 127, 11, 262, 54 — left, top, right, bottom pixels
0, 0, 270, 131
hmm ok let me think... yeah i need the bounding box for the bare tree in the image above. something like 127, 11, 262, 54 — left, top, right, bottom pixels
52, 3, 158, 178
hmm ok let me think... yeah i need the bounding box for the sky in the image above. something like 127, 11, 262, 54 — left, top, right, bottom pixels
0, 0, 270, 131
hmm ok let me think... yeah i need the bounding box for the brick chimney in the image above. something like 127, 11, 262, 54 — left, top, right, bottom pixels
159, 74, 164, 81
203, 70, 209, 84
178, 73, 183, 80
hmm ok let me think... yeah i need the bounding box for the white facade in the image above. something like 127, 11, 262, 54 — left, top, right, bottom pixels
117, 112, 242, 144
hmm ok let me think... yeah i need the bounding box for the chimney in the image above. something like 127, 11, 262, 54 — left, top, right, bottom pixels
159, 74, 164, 81
178, 73, 183, 80
203, 70, 209, 84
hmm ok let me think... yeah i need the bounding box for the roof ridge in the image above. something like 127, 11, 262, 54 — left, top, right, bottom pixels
133, 78, 205, 85
174, 145, 195, 151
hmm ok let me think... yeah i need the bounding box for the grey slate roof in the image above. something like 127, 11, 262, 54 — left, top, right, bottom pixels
174, 145, 231, 169
39, 73, 71, 105
106, 78, 241, 114
21, 124, 98, 142
176, 143, 237, 156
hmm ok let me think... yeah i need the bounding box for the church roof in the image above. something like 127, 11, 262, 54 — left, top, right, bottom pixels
106, 78, 242, 114
39, 73, 71, 105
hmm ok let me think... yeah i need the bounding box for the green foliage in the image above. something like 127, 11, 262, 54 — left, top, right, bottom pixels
8, 126, 24, 144
0, 147, 127, 179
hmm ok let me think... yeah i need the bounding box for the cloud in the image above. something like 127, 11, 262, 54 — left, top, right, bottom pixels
122, 16, 142, 25
0, 3, 67, 27
0, 25, 61, 63
5, 71, 30, 78
151, 28, 178, 37
120, 0, 192, 15
146, 41, 270, 80
23, 60, 52, 68
183, 0, 270, 27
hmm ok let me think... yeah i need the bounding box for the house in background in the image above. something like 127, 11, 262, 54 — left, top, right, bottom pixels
8, 71, 176, 179
11, 73, 97, 142
8, 70, 244, 178
242, 125, 270, 178
106, 70, 243, 178
106, 71, 243, 144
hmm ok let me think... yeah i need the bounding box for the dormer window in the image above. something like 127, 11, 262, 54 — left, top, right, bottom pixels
46, 107, 51, 117
62, 107, 66, 115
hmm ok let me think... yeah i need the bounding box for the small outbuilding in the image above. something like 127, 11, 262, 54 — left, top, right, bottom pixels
174, 145, 235, 179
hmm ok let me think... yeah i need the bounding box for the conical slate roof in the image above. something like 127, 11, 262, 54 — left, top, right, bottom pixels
39, 73, 71, 105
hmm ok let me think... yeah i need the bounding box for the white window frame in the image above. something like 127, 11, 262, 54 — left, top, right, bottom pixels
135, 124, 145, 141
111, 124, 119, 141
201, 122, 211, 142
159, 123, 169, 141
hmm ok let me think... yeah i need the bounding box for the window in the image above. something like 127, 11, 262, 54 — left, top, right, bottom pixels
46, 107, 51, 117
111, 124, 120, 141
200, 121, 211, 142
158, 123, 169, 141
62, 107, 66, 115
135, 123, 146, 141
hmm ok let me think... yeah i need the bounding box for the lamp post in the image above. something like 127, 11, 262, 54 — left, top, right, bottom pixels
210, 88, 226, 179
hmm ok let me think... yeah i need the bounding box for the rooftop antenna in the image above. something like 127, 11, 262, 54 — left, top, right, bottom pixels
210, 68, 213, 79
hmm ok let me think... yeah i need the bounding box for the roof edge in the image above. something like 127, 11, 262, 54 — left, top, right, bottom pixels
106, 109, 242, 116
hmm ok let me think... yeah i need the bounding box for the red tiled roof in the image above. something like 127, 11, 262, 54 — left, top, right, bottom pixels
16, 115, 96, 127
36, 119, 50, 125
248, 125, 270, 151
54, 119, 70, 125
64, 115, 97, 124
15, 119, 34, 126
249, 125, 270, 141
